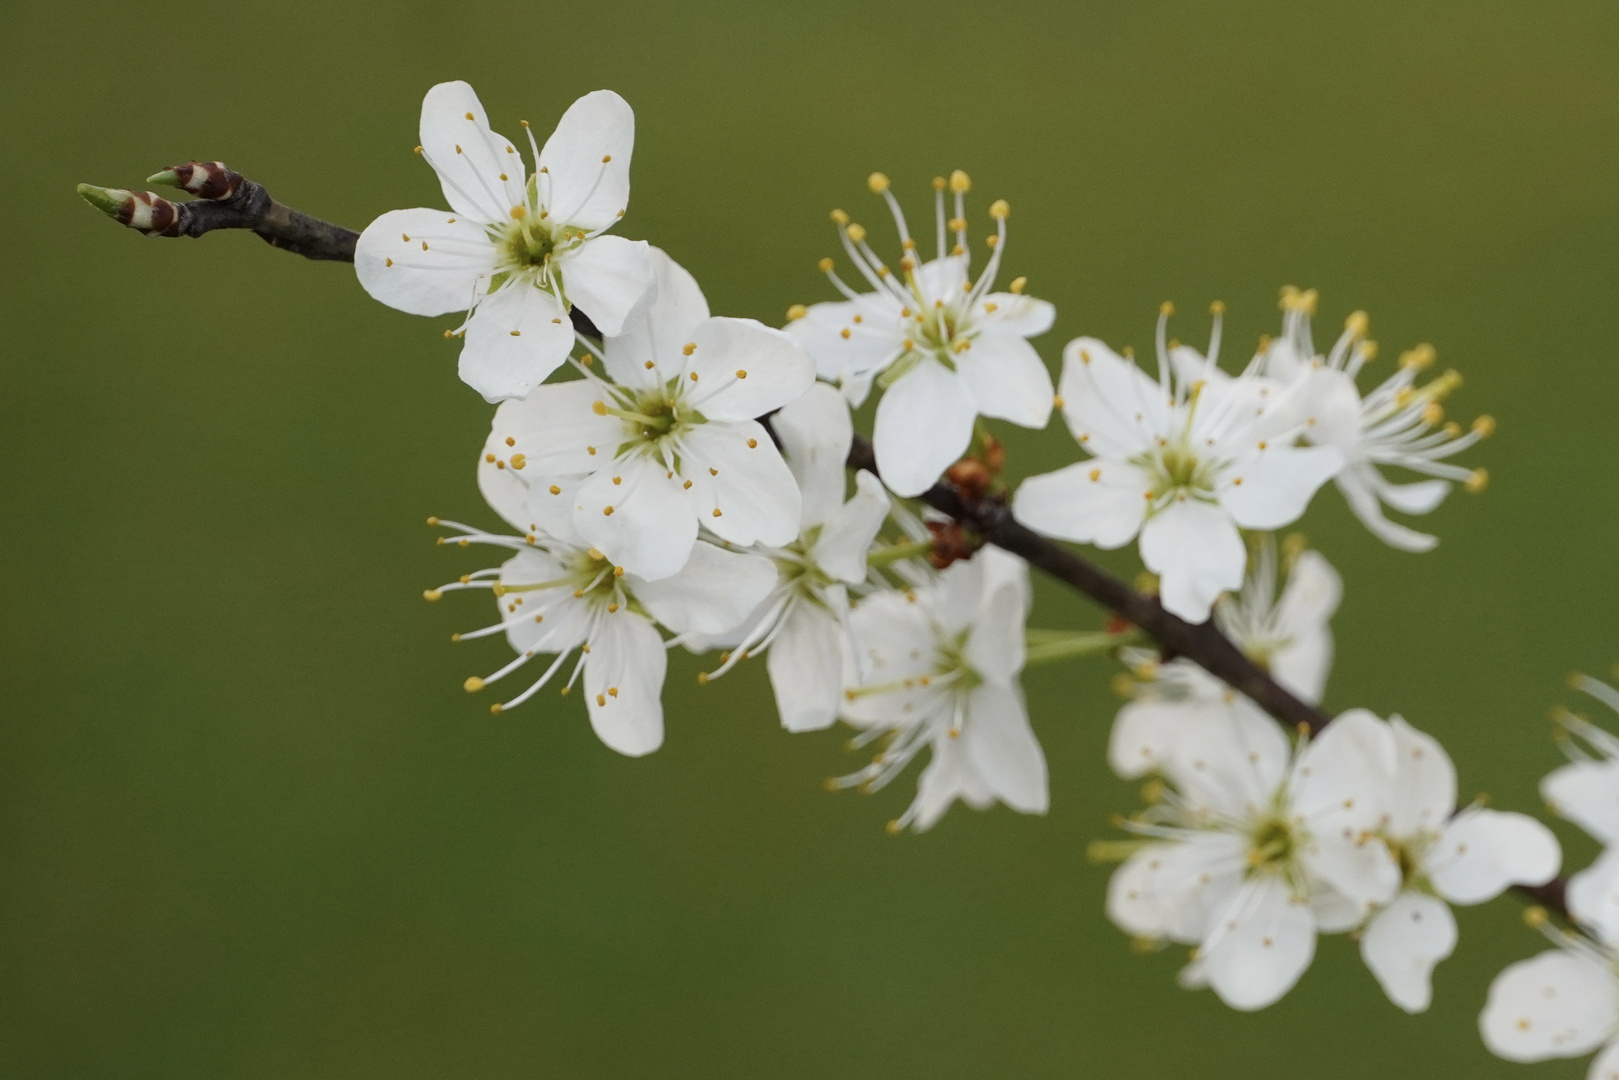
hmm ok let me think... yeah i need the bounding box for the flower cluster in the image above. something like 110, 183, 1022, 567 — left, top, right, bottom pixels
342, 79, 1561, 1060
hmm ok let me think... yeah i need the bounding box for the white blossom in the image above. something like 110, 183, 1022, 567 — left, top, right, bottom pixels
1543, 675, 1619, 845
1104, 709, 1400, 1011
832, 548, 1048, 832
424, 443, 776, 756
693, 382, 891, 732
484, 247, 814, 582
1258, 287, 1491, 551
355, 81, 655, 402
1014, 305, 1342, 622
786, 170, 1055, 497
1355, 716, 1559, 1013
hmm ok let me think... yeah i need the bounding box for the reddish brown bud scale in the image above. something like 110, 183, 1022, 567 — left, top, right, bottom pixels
160, 161, 246, 201
925, 520, 980, 569
945, 459, 992, 497
127, 191, 184, 236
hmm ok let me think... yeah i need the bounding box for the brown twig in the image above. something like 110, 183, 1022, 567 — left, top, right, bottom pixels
75, 163, 1570, 920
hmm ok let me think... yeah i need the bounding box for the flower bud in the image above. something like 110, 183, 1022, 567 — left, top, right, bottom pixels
148, 161, 245, 201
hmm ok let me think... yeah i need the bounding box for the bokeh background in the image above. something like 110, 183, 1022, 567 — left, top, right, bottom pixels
3, 1, 1618, 1075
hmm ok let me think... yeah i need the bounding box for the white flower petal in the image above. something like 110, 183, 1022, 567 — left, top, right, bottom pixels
573, 455, 698, 582
1480, 951, 1618, 1062
1336, 467, 1440, 552
1108, 698, 1198, 780
1013, 459, 1151, 549
1360, 891, 1457, 1013
419, 81, 526, 224
557, 235, 654, 337
1384, 715, 1457, 839
1139, 498, 1245, 623
977, 293, 1055, 337
1160, 697, 1293, 822
1107, 836, 1248, 944
964, 577, 1028, 686
811, 470, 889, 584
1591, 1038, 1619, 1080
1426, 809, 1561, 905
1221, 445, 1343, 530
961, 683, 1048, 814
537, 89, 635, 233
957, 332, 1054, 428
601, 246, 709, 389
1290, 708, 1396, 832
767, 601, 846, 733
497, 549, 587, 655
915, 255, 967, 300
906, 734, 994, 832
1200, 876, 1317, 1011
583, 610, 666, 757
459, 284, 575, 402
686, 318, 817, 422
1544, 758, 1619, 845
768, 381, 851, 530
1056, 337, 1165, 460
786, 299, 904, 382
1374, 474, 1451, 515
682, 420, 802, 547
477, 430, 536, 534
1267, 550, 1341, 705
634, 541, 777, 637
1568, 845, 1619, 943
872, 357, 978, 497
354, 207, 493, 316
489, 379, 624, 477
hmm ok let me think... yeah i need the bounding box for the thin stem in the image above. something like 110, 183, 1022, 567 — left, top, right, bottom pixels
1024, 629, 1140, 667
865, 538, 936, 567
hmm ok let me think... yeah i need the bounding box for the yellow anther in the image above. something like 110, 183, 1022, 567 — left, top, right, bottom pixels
885, 820, 903, 835
1282, 532, 1308, 562
596, 694, 606, 706
1008, 276, 1027, 295
1209, 300, 1226, 315
644, 360, 655, 369
1524, 906, 1548, 928
612, 476, 622, 485
1465, 468, 1489, 494
818, 257, 834, 272
509, 453, 526, 469
423, 589, 442, 602
821, 777, 837, 792
1422, 402, 1444, 425
603, 505, 615, 516
608, 687, 619, 697
450, 633, 462, 642
463, 677, 485, 693
1053, 394, 1065, 408
747, 438, 758, 448
988, 199, 1009, 219
601, 154, 612, 163
697, 672, 709, 685
1110, 673, 1136, 698
413, 145, 424, 154
588, 547, 605, 560
985, 235, 999, 248
786, 304, 808, 321
426, 516, 440, 526
830, 208, 849, 225
464, 111, 475, 120
932, 176, 946, 190
712, 508, 723, 517
1400, 343, 1436, 370
489, 702, 503, 715
1159, 300, 1174, 316
947, 217, 967, 232
950, 243, 964, 256
1473, 415, 1496, 437
867, 172, 890, 193
549, 485, 561, 495
735, 369, 748, 379
846, 223, 867, 243
1443, 421, 1462, 437
613, 566, 624, 577
949, 169, 971, 193
682, 342, 697, 356
592, 400, 608, 415
1345, 310, 1369, 336
1141, 779, 1167, 804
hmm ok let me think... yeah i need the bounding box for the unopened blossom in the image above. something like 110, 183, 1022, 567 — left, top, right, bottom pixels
356, 81, 655, 402
485, 247, 815, 581
1480, 854, 1619, 1075
786, 171, 1055, 497
1355, 715, 1559, 1013
833, 548, 1048, 832
1109, 538, 1341, 781
1014, 305, 1343, 622
1258, 287, 1491, 551
695, 382, 891, 732
1104, 709, 1400, 1011
1543, 675, 1619, 845
425, 511, 775, 757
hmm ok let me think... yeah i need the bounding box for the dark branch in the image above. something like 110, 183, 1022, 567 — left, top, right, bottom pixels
77, 161, 357, 262
78, 163, 1571, 920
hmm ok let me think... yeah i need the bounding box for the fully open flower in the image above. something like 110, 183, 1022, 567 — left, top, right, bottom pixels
1104, 709, 1400, 1010
1355, 716, 1559, 1013
786, 171, 1055, 496
1014, 306, 1342, 622
355, 81, 655, 402
485, 248, 815, 581
695, 382, 890, 732
426, 513, 774, 757
832, 548, 1048, 831
1259, 287, 1491, 551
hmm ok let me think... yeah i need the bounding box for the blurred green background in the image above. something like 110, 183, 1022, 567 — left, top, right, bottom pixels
3, 0, 1617, 1075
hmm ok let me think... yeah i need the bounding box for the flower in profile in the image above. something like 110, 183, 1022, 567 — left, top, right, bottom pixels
786, 171, 1055, 497
832, 548, 1048, 832
1108, 536, 1341, 781
486, 248, 815, 581
1102, 709, 1400, 1011
1259, 287, 1491, 551
1013, 304, 1343, 622
425, 512, 775, 757
1355, 716, 1559, 1013
355, 81, 655, 402
695, 382, 891, 732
